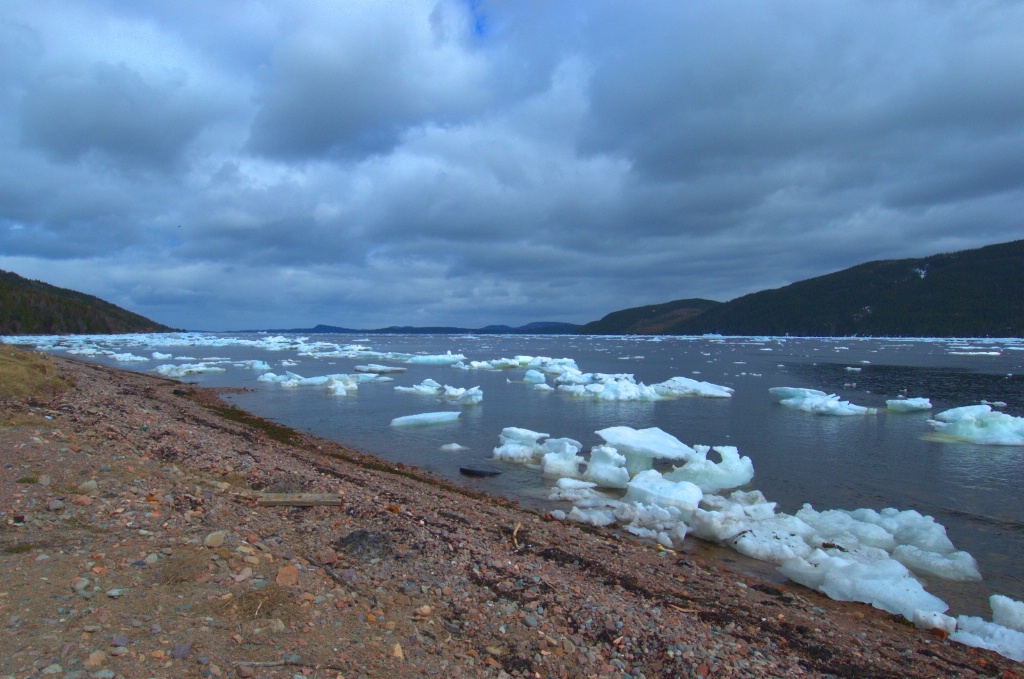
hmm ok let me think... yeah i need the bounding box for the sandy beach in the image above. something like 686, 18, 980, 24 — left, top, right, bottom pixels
0, 353, 1019, 679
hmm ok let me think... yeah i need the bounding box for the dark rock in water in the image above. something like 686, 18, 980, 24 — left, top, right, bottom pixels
459, 465, 501, 478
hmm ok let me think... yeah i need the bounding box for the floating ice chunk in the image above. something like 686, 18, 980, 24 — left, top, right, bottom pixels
891, 545, 981, 581
152, 352, 172, 360
390, 411, 461, 427
523, 369, 546, 384
558, 377, 661, 401
493, 427, 549, 462
769, 387, 877, 415
913, 610, 958, 634
109, 352, 149, 362
886, 397, 932, 412
778, 549, 948, 620
395, 379, 444, 395
445, 385, 483, 405
154, 363, 226, 377
396, 379, 483, 404
325, 375, 359, 395
440, 443, 468, 452
582, 445, 630, 489
621, 470, 702, 517
663, 445, 754, 494
407, 351, 466, 365
928, 405, 1024, 445
952, 615, 1024, 662
992, 595, 1024, 632
654, 376, 734, 398
355, 363, 406, 373
532, 383, 554, 391
596, 426, 696, 475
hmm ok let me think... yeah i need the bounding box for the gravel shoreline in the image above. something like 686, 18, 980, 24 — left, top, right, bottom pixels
0, 354, 1019, 678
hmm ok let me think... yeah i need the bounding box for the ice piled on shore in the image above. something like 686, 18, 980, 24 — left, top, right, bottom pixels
886, 397, 932, 412
395, 379, 483, 405
537, 422, 986, 639
779, 549, 949, 620
663, 445, 754, 494
596, 426, 696, 475
582, 445, 630, 489
951, 595, 1024, 661
492, 428, 585, 466
770, 387, 877, 415
928, 405, 1024, 445
390, 411, 461, 426
493, 427, 550, 462
622, 470, 703, 516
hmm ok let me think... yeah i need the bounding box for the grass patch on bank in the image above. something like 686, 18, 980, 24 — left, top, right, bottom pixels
0, 344, 70, 405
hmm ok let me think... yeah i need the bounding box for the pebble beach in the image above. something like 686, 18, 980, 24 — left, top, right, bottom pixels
1, 353, 1020, 679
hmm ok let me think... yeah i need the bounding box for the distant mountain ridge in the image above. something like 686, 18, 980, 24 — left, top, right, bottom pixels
259, 321, 582, 335
585, 239, 1024, 337
0, 269, 176, 335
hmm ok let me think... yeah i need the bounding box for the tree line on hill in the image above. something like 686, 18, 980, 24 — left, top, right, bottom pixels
0, 270, 176, 335
579, 239, 1024, 337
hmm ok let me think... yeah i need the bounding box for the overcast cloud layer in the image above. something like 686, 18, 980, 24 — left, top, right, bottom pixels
2, 1, 1023, 330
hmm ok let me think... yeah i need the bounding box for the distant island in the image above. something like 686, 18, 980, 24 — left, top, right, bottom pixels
583, 239, 1024, 337
3, 239, 1022, 338
0, 269, 176, 335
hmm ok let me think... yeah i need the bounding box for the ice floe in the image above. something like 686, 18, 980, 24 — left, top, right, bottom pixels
390, 411, 461, 426
769, 387, 877, 415
886, 397, 932, 412
951, 595, 1024, 661
154, 362, 227, 377
928, 405, 1024, 445
395, 379, 483, 405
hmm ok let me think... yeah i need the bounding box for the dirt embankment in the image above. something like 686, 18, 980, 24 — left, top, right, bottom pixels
0, 350, 1018, 678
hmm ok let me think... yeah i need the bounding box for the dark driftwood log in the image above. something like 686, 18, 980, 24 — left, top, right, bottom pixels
255, 493, 343, 507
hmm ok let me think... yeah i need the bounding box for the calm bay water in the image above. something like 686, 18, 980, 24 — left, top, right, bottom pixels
28, 333, 1024, 616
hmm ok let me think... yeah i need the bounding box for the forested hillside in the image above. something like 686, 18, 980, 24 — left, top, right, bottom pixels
583, 240, 1024, 337
0, 270, 176, 335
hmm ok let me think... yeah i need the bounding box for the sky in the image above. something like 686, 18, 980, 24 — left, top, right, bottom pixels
1, 1, 1023, 331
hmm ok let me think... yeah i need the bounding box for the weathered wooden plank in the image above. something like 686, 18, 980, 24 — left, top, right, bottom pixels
256, 493, 344, 507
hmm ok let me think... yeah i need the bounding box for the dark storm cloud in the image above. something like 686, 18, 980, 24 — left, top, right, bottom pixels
19, 62, 217, 170
247, 3, 491, 159
1, 1, 1023, 330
